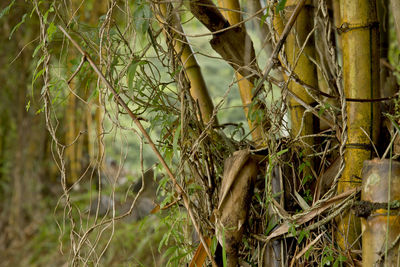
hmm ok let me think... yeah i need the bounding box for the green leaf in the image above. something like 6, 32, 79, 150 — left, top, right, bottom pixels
172, 123, 181, 159
297, 229, 309, 244
304, 246, 312, 260
211, 236, 218, 255
9, 13, 27, 39
26, 100, 31, 112
164, 246, 177, 258
301, 174, 313, 185
260, 8, 269, 27
277, 148, 288, 157
127, 60, 146, 90
276, 0, 287, 12
43, 6, 54, 24
46, 22, 57, 42
289, 223, 297, 237
133, 1, 152, 34
127, 62, 139, 90
254, 192, 262, 203
0, 0, 15, 19
33, 69, 44, 85
222, 228, 227, 267
32, 42, 43, 58
299, 162, 306, 173
265, 218, 277, 235
318, 106, 325, 117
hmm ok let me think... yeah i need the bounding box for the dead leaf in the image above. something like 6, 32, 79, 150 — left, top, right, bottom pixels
189, 237, 211, 267
265, 187, 359, 241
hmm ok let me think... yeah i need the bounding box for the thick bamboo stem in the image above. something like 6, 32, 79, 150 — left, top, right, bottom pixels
336, 0, 380, 254
390, 0, 400, 47
361, 159, 400, 266
283, 0, 317, 151
217, 0, 263, 144
247, 0, 272, 56
158, 3, 215, 124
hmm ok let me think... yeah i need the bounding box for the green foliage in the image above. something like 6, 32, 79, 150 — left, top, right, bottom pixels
133, 0, 152, 34
260, 8, 270, 27
9, 13, 27, 39
320, 246, 347, 267
297, 229, 309, 244
0, 0, 15, 19
276, 0, 287, 13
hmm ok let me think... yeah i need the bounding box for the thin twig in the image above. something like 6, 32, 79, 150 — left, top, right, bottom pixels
67, 55, 86, 84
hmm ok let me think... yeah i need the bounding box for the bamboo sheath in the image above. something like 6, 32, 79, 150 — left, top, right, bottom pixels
336, 0, 380, 253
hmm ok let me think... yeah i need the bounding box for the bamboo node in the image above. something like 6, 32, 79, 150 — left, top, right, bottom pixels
344, 143, 372, 151
337, 21, 379, 34
353, 200, 400, 218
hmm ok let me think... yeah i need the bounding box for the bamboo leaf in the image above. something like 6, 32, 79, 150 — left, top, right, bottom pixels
172, 123, 181, 158
46, 22, 56, 42
260, 8, 269, 27
222, 228, 227, 267
276, 0, 287, 12
9, 13, 27, 39
127, 61, 145, 91
0, 0, 15, 19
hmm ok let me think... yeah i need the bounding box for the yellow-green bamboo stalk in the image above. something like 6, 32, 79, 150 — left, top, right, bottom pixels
95, 96, 105, 168
361, 159, 400, 266
93, 3, 108, 170
332, 0, 342, 55
272, 0, 317, 175
390, 0, 400, 47
65, 90, 78, 182
217, 0, 264, 145
336, 0, 380, 253
65, 1, 109, 182
158, 3, 215, 124
284, 0, 317, 151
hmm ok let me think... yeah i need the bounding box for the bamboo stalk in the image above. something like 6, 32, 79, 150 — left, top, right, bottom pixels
65, 86, 78, 183
361, 159, 400, 266
95, 95, 104, 168
247, 0, 272, 55
390, 0, 400, 47
283, 0, 317, 151
332, 0, 342, 59
157, 3, 215, 124
216, 0, 264, 144
336, 0, 380, 254
272, 0, 317, 180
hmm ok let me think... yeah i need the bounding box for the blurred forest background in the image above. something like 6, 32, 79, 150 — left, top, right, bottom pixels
1, 0, 400, 266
